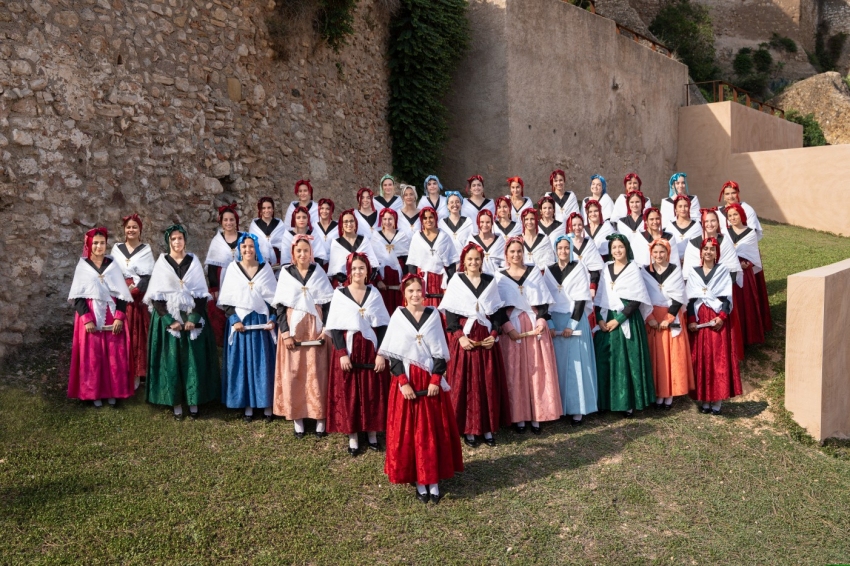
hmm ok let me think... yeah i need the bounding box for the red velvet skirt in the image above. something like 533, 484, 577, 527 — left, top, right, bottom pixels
422, 271, 445, 308
326, 332, 390, 433
206, 267, 226, 347
385, 365, 464, 485
379, 266, 404, 315
125, 280, 150, 378
446, 319, 511, 435
754, 269, 773, 332
689, 304, 742, 403
733, 264, 768, 347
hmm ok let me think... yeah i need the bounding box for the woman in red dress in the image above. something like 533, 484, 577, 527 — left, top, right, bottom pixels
726, 203, 771, 346
405, 207, 459, 308
323, 252, 391, 456
205, 203, 242, 347
373, 207, 410, 314
380, 274, 463, 504
439, 243, 511, 447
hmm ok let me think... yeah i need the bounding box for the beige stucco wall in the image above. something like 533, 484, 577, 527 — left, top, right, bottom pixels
442, 0, 689, 204
786, 259, 850, 441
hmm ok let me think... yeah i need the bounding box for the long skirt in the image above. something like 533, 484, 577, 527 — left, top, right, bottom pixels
422, 271, 445, 308
728, 302, 745, 361
754, 269, 773, 332
689, 304, 742, 402
593, 307, 655, 411
326, 331, 390, 433
445, 319, 511, 435
68, 303, 133, 401
206, 266, 226, 347
498, 311, 562, 423
125, 279, 150, 378
733, 264, 768, 346
385, 365, 464, 485
550, 311, 598, 416
379, 266, 404, 315
274, 311, 330, 419
146, 309, 220, 407
645, 306, 694, 398
222, 311, 275, 409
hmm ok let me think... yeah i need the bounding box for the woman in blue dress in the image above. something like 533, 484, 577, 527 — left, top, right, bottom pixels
543, 235, 598, 425
218, 233, 278, 422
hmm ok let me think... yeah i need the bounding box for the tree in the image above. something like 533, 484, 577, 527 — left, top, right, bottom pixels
650, 0, 720, 83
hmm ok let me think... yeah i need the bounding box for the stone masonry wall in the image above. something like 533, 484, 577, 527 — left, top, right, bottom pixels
0, 0, 393, 361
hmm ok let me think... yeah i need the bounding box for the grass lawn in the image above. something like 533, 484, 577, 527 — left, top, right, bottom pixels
2, 220, 850, 565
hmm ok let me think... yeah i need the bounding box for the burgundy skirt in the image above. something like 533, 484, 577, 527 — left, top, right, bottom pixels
125, 280, 150, 378
732, 264, 768, 347
326, 332, 390, 433
689, 304, 742, 403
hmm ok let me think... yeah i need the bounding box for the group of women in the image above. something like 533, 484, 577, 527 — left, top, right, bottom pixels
67, 171, 771, 503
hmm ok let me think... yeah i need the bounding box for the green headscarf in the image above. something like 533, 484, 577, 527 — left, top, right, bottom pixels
163, 224, 188, 251
379, 174, 396, 198
606, 233, 634, 261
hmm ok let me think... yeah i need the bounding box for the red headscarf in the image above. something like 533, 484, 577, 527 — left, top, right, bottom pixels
642, 206, 661, 226
719, 180, 740, 202
294, 179, 313, 198
504, 235, 524, 261
537, 195, 555, 211
82, 227, 108, 259
345, 252, 372, 285
217, 203, 239, 228
700, 237, 720, 265
520, 207, 538, 232
584, 199, 604, 222
400, 272, 424, 306
466, 174, 484, 194
566, 211, 584, 230
626, 190, 647, 211
121, 214, 143, 233
290, 205, 313, 230
418, 206, 437, 229
458, 242, 485, 272
257, 197, 275, 216
507, 176, 524, 195
672, 194, 691, 216
356, 187, 375, 212
378, 207, 398, 229
494, 196, 512, 220
476, 209, 494, 232
724, 202, 748, 226
623, 173, 642, 190
318, 198, 335, 216
700, 208, 720, 237
337, 209, 357, 238
549, 169, 566, 187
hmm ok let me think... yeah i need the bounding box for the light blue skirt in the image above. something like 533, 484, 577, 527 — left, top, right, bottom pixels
222, 311, 276, 409
550, 311, 598, 416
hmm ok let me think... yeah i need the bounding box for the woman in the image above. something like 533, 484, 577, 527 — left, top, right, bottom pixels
664, 195, 702, 263
545, 169, 579, 222
507, 176, 533, 221
375, 174, 403, 214
565, 213, 604, 298
717, 180, 763, 240
373, 207, 410, 313
398, 184, 422, 237
467, 209, 506, 275
315, 198, 338, 267
439, 244, 511, 447
273, 235, 335, 437
496, 237, 562, 433
145, 225, 220, 419
354, 187, 379, 237
406, 207, 459, 308
438, 191, 474, 256
581, 175, 615, 222
593, 234, 654, 417
537, 195, 566, 246
686, 238, 741, 415
418, 175, 449, 219
584, 199, 615, 260
543, 235, 597, 424
218, 234, 277, 423
205, 203, 242, 347
641, 239, 693, 409
612, 173, 652, 221
111, 214, 154, 390
283, 179, 320, 228
68, 228, 133, 407
660, 173, 700, 223
634, 208, 679, 267
248, 197, 286, 267
493, 196, 521, 242
327, 210, 379, 288
381, 274, 464, 504
279, 205, 328, 266
461, 175, 495, 226
614, 190, 648, 256
521, 208, 555, 269
726, 203, 772, 345
324, 253, 391, 455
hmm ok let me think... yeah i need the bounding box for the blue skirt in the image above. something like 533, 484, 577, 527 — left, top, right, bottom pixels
550, 311, 598, 416
222, 311, 276, 409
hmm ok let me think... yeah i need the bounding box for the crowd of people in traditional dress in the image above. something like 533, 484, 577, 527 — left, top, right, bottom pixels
66, 171, 772, 503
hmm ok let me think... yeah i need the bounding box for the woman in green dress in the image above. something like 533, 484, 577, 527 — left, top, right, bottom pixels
144, 225, 220, 419
593, 233, 655, 417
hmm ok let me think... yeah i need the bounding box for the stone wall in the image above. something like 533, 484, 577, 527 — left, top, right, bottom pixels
0, 0, 393, 360
770, 71, 850, 145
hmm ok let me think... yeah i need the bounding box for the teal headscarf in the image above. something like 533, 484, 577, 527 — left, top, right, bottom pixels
424, 175, 443, 192
554, 234, 574, 263
606, 233, 634, 261
668, 172, 689, 198
236, 232, 264, 263
379, 174, 395, 198
445, 190, 464, 204
163, 224, 188, 251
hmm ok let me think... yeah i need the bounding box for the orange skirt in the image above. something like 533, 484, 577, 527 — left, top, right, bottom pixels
645, 306, 694, 397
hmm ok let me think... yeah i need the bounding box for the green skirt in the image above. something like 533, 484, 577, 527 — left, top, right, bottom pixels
593, 307, 655, 411
146, 310, 220, 407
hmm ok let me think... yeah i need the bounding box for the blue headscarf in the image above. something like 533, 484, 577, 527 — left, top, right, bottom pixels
445, 190, 464, 204
590, 174, 607, 196
424, 175, 443, 192
554, 234, 574, 263
668, 172, 688, 198
236, 232, 265, 263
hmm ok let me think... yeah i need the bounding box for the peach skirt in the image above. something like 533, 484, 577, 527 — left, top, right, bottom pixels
645, 306, 694, 397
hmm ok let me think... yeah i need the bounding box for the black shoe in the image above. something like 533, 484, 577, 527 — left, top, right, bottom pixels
530, 424, 541, 435
367, 441, 382, 452
294, 431, 305, 439
513, 424, 527, 434
108, 401, 119, 409
263, 414, 275, 423
416, 491, 430, 504
483, 436, 496, 447
173, 413, 184, 421
315, 431, 327, 439
189, 411, 199, 420
711, 408, 722, 416
663, 403, 673, 411
243, 415, 253, 423
623, 411, 634, 419
430, 492, 443, 505
654, 403, 664, 410
463, 436, 479, 447
347, 446, 359, 457
570, 419, 583, 427
699, 406, 712, 414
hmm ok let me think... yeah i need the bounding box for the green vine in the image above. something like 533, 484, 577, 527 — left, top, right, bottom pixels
388, 0, 470, 185
316, 0, 359, 52
266, 0, 359, 59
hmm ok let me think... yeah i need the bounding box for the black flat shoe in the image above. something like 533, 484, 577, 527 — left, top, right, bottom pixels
315, 431, 327, 439
483, 436, 496, 447
530, 425, 541, 435
570, 419, 583, 427
347, 447, 359, 457
663, 403, 673, 411
243, 415, 253, 423
623, 411, 634, 419
263, 414, 274, 423
294, 431, 305, 439
463, 436, 479, 447
513, 424, 527, 434
711, 408, 722, 416
189, 411, 199, 420
416, 491, 430, 504
699, 406, 712, 414
654, 403, 664, 410
367, 441, 382, 452
430, 492, 443, 505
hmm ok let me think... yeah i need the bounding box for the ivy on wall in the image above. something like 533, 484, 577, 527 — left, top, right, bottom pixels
387, 0, 470, 186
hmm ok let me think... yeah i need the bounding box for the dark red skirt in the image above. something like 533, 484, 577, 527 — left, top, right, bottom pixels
689, 304, 742, 402
754, 269, 773, 332
733, 264, 768, 347
379, 266, 404, 315
422, 271, 445, 308
385, 365, 464, 485
125, 279, 150, 378
446, 319, 511, 435
326, 332, 390, 433
206, 267, 225, 347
